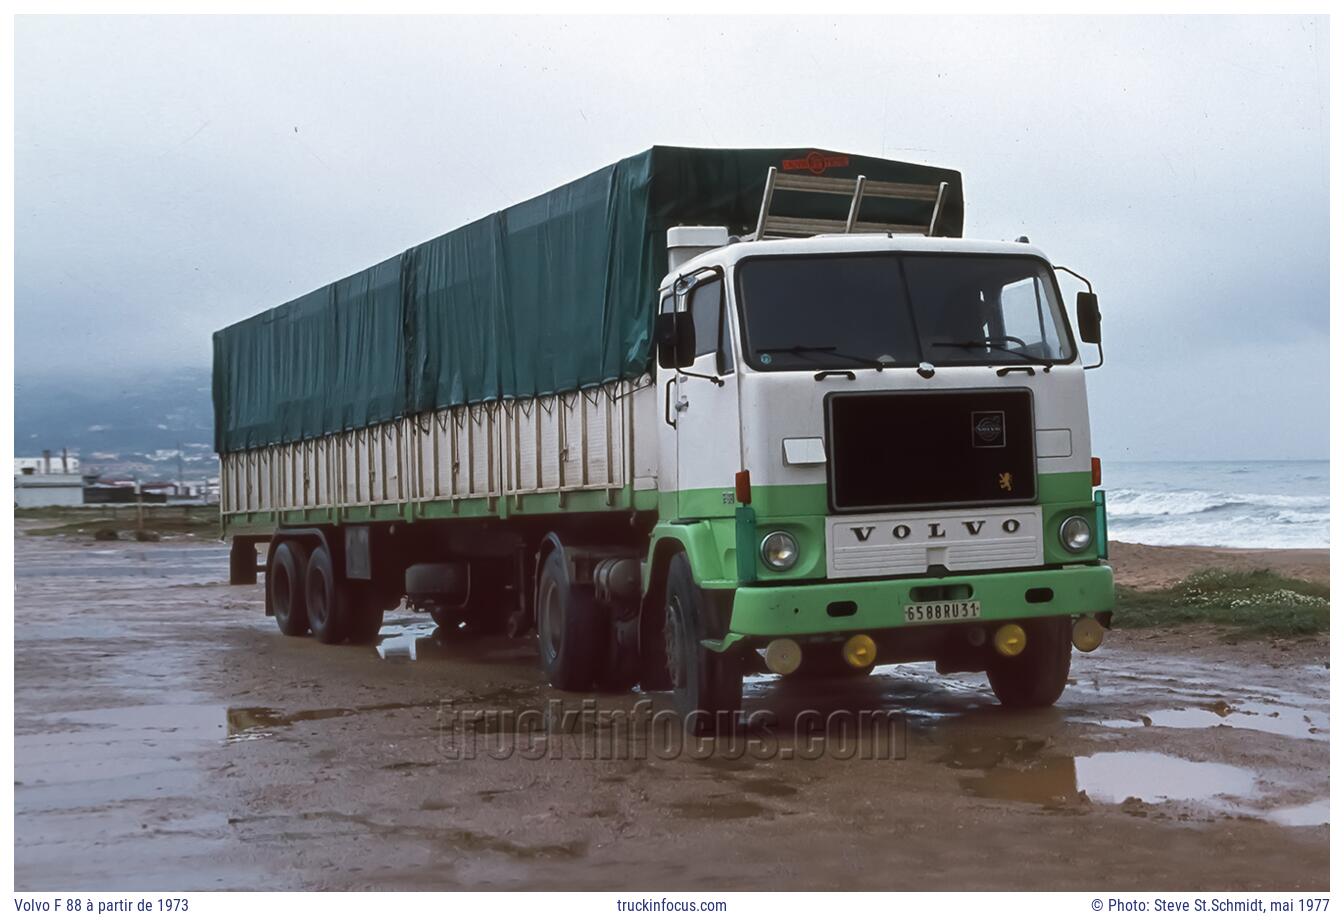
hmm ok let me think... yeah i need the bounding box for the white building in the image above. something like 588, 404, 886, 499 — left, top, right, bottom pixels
14, 450, 84, 508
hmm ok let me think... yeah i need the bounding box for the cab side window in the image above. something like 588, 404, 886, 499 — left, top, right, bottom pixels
688, 278, 734, 374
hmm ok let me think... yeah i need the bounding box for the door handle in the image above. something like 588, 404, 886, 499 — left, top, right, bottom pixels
664, 377, 678, 428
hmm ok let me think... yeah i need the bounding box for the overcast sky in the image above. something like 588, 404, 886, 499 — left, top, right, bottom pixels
14, 15, 1330, 460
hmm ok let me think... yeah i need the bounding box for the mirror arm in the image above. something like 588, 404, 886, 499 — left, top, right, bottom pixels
1053, 264, 1093, 292
1084, 342, 1104, 371
677, 368, 725, 387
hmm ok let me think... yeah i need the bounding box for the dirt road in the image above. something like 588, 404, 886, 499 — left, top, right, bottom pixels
13, 531, 1328, 890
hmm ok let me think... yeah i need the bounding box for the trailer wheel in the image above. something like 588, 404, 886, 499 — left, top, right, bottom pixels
664, 552, 742, 735
986, 616, 1072, 708
305, 545, 349, 645
535, 549, 602, 691
268, 541, 310, 637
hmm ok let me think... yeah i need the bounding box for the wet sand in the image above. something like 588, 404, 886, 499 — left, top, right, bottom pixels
12, 531, 1329, 890
1109, 541, 1329, 590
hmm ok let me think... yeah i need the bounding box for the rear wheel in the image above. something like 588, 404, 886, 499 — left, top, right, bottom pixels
536, 549, 603, 691
986, 616, 1072, 708
305, 545, 349, 645
268, 541, 310, 637
346, 586, 386, 645
664, 552, 742, 735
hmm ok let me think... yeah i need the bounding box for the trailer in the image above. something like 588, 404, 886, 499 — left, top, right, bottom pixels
215, 146, 1113, 733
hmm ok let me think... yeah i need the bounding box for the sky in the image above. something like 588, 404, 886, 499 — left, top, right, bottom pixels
13, 15, 1330, 461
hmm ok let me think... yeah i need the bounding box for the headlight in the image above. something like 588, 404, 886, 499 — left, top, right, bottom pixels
1059, 515, 1093, 553
759, 531, 800, 571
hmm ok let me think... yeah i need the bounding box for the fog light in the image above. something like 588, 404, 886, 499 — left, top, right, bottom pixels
1072, 616, 1105, 653
760, 531, 800, 571
764, 638, 802, 675
993, 624, 1027, 657
1059, 515, 1093, 553
842, 634, 877, 669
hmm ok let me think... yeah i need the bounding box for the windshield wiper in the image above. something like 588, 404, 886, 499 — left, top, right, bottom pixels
931, 338, 1046, 366
756, 343, 886, 372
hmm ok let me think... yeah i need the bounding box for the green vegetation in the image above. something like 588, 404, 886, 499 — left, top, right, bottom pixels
1116, 569, 1330, 639
18, 505, 220, 539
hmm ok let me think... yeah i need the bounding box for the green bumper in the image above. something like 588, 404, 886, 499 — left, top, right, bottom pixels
725, 564, 1114, 642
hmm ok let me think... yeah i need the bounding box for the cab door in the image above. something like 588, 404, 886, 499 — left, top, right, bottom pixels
672, 272, 741, 519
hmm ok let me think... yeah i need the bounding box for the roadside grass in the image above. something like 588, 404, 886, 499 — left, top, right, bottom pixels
1116, 568, 1330, 639
19, 505, 219, 539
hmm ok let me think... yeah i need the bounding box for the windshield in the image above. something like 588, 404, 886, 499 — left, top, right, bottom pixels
735, 253, 1075, 371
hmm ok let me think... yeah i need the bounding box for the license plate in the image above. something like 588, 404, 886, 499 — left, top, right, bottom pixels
904, 600, 981, 623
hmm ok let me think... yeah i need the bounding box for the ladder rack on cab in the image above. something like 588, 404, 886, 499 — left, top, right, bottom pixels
751, 166, 949, 240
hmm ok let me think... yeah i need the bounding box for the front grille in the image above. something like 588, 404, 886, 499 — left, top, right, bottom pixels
825, 388, 1037, 512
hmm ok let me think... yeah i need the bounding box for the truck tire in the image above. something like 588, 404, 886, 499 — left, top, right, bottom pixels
305, 545, 349, 645
986, 616, 1072, 708
535, 549, 602, 691
268, 541, 310, 637
664, 552, 742, 735
346, 586, 385, 645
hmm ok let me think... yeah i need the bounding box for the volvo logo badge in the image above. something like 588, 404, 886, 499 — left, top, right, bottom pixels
971, 410, 1006, 448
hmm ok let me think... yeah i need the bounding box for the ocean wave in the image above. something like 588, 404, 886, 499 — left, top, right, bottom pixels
1109, 518, 1329, 549
1101, 462, 1327, 549
1105, 488, 1326, 518
1107, 505, 1329, 549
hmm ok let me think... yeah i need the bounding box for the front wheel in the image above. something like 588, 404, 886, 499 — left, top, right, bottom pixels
663, 552, 742, 735
986, 616, 1072, 708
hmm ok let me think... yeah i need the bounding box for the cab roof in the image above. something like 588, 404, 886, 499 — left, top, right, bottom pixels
662, 235, 1052, 288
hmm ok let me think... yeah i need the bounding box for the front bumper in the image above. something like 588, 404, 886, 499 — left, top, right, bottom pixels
725, 563, 1114, 641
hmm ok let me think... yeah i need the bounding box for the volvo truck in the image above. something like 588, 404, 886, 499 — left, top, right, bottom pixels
215, 146, 1113, 733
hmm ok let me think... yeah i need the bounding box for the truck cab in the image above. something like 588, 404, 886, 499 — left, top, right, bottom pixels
649, 225, 1112, 730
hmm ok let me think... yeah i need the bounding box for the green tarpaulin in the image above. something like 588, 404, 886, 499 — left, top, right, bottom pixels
213, 146, 963, 452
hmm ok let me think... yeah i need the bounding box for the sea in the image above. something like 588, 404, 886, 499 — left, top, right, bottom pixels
1103, 460, 1329, 549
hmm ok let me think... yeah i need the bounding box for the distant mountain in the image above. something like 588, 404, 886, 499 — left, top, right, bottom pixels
14, 367, 217, 479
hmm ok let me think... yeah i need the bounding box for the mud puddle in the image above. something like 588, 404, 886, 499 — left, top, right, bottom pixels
227, 700, 443, 740
935, 734, 1319, 826
1076, 699, 1327, 741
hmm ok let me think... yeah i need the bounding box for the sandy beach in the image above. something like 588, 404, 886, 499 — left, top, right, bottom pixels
1108, 541, 1329, 590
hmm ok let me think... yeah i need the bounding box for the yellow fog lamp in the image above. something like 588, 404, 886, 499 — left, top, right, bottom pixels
993, 624, 1027, 657
764, 638, 803, 675
842, 634, 877, 669
1072, 616, 1105, 653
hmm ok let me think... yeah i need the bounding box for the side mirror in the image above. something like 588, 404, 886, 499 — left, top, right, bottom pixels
655, 312, 696, 369
1076, 291, 1101, 345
